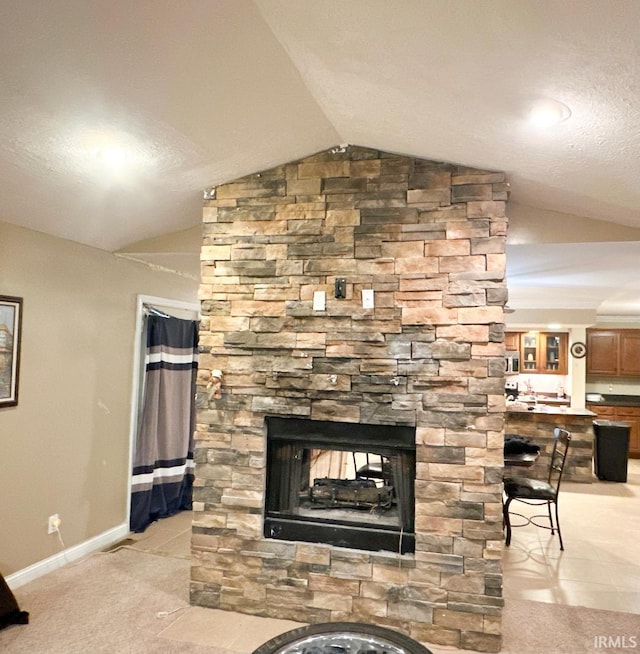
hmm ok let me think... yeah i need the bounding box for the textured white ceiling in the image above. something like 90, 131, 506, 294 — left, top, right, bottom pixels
257, 0, 640, 227
0, 0, 338, 249
1, 0, 639, 317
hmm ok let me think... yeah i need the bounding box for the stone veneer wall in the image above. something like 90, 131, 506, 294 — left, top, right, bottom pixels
505, 411, 596, 483
193, 146, 509, 653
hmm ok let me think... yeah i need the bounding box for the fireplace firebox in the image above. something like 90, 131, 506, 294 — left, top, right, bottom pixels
264, 417, 416, 554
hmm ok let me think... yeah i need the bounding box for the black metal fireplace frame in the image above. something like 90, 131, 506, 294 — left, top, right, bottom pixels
264, 416, 416, 554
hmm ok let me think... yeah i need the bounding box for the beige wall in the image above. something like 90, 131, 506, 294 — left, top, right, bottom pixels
0, 221, 198, 575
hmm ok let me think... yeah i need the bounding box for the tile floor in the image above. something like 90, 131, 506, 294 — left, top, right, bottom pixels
502, 458, 640, 614
127, 459, 640, 651
128, 508, 193, 560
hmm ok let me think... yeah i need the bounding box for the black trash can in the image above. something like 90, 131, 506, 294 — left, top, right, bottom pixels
593, 420, 630, 482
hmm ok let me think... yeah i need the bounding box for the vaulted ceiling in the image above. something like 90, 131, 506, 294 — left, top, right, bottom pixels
2, 0, 639, 318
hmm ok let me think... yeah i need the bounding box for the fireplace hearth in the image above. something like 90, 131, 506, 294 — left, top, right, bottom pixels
264, 417, 416, 553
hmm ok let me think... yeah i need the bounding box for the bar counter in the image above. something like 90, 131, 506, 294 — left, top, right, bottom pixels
505, 404, 596, 483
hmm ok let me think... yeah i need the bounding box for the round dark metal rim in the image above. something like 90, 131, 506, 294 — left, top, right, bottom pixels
272, 631, 406, 654
252, 622, 433, 654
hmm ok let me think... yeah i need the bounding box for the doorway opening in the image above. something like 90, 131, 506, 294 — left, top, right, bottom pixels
127, 295, 200, 532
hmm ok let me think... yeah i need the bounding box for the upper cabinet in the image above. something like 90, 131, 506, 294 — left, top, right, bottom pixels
620, 332, 640, 375
504, 331, 520, 351
508, 331, 568, 375
521, 332, 539, 372
587, 329, 640, 377
586, 330, 618, 375
543, 333, 566, 373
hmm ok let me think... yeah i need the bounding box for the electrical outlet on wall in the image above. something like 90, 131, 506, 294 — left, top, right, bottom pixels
48, 514, 61, 534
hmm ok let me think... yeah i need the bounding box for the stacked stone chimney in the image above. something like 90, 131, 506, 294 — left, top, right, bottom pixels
193, 146, 509, 652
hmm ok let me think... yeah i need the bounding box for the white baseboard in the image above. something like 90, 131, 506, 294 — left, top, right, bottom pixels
6, 522, 130, 589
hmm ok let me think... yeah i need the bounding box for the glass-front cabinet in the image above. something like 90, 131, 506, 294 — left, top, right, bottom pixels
544, 334, 564, 372
510, 331, 568, 375
522, 333, 539, 371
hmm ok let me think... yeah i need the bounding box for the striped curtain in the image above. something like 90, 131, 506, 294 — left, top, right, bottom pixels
130, 314, 198, 533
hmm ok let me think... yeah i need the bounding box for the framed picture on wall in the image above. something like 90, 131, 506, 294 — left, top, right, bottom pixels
0, 295, 23, 408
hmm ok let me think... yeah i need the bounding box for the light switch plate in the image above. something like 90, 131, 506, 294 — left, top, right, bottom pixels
313, 290, 326, 311
362, 289, 374, 309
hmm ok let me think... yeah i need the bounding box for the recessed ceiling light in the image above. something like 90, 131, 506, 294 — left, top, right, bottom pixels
96, 144, 129, 169
65, 127, 156, 182
528, 98, 572, 127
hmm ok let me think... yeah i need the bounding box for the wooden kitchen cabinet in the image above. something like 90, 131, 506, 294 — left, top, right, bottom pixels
586, 331, 618, 375
586, 404, 616, 419
620, 332, 640, 376
514, 331, 568, 375
505, 331, 521, 351
521, 332, 539, 371
587, 403, 640, 458
543, 333, 566, 373
587, 329, 640, 377
615, 407, 640, 457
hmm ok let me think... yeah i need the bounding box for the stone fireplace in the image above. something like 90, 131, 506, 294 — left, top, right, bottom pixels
193, 146, 508, 652
264, 416, 416, 554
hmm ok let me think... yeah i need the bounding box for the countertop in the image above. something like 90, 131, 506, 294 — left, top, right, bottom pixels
506, 403, 596, 417
585, 394, 640, 407
516, 395, 570, 405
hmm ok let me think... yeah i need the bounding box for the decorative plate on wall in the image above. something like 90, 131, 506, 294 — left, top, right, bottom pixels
570, 341, 587, 358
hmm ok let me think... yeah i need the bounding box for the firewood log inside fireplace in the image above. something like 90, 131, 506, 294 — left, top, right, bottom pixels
307, 477, 394, 510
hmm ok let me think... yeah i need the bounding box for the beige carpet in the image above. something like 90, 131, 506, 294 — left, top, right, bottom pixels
1, 547, 639, 654
500, 599, 640, 654
0, 548, 300, 654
